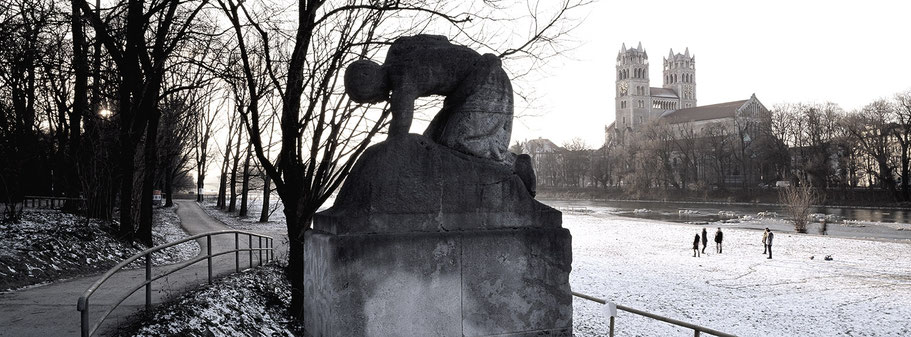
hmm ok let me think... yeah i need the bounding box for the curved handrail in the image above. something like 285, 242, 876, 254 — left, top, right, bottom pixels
572, 291, 737, 337
77, 229, 274, 337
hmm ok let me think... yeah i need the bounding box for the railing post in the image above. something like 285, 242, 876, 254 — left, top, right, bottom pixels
80, 299, 89, 337
258, 236, 263, 266
145, 254, 152, 310
694, 330, 700, 337
248, 235, 253, 268
207, 234, 213, 284
609, 316, 615, 337
235, 232, 240, 273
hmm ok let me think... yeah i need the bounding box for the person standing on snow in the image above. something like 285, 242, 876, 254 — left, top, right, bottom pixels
766, 230, 774, 259
693, 233, 701, 257
714, 228, 723, 254
701, 228, 708, 254
762, 228, 770, 255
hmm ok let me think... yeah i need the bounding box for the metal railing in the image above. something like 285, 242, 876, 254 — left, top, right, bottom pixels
572, 291, 737, 337
76, 230, 274, 337
23, 196, 86, 209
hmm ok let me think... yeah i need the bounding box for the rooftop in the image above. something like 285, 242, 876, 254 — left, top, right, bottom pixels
662, 100, 749, 122
650, 87, 679, 99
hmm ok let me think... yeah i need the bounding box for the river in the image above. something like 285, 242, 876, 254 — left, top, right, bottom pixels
539, 198, 911, 241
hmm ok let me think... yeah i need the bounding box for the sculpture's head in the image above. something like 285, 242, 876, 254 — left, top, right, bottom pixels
345, 60, 389, 103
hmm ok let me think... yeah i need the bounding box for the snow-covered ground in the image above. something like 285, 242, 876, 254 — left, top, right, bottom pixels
0, 206, 198, 291
143, 199, 911, 337
198, 200, 290, 261
568, 212, 911, 337
120, 264, 302, 337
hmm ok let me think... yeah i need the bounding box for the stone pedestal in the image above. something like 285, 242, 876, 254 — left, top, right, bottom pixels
303, 135, 572, 336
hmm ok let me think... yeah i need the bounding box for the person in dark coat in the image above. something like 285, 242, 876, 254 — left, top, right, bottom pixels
693, 233, 700, 257
766, 230, 774, 259
701, 228, 708, 254
714, 228, 723, 253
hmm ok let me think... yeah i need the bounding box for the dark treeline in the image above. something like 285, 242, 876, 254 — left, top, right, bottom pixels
516, 94, 911, 205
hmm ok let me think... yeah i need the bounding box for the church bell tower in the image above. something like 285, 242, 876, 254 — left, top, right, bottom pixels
663, 48, 696, 109
615, 42, 650, 130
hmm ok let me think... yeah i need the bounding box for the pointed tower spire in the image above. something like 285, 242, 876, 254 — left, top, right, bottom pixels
684, 47, 690, 57
621, 43, 627, 53
668, 49, 674, 59
637, 41, 643, 51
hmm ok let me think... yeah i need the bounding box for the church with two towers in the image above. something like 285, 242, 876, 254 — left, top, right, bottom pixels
605, 42, 770, 145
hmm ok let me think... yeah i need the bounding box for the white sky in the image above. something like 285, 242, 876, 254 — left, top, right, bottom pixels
510, 0, 911, 148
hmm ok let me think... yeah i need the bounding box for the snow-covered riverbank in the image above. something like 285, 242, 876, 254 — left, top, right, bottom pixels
568, 212, 911, 337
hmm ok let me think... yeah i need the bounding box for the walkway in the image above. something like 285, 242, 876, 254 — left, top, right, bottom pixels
0, 200, 269, 336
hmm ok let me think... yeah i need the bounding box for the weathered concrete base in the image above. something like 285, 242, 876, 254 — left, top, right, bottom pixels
303, 227, 572, 337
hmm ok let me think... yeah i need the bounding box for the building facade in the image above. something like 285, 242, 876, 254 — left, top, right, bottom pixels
606, 42, 776, 188
612, 42, 697, 134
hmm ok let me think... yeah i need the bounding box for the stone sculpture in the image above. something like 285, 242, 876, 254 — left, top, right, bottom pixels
345, 34, 513, 162
303, 35, 570, 337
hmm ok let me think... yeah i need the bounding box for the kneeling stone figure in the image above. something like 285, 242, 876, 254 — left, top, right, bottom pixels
346, 35, 538, 196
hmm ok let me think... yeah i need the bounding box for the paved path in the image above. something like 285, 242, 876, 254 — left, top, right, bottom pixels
0, 200, 273, 336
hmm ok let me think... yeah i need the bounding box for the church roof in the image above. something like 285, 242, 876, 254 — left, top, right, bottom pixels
650, 87, 679, 99
662, 99, 750, 122
525, 137, 563, 153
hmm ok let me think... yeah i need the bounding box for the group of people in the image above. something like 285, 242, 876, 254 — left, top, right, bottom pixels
692, 227, 724, 257
692, 227, 774, 259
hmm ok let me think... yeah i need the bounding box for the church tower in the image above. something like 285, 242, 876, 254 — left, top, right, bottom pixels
663, 48, 696, 109
615, 42, 650, 130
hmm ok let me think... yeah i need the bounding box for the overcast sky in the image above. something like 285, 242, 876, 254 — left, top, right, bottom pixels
510, 0, 911, 148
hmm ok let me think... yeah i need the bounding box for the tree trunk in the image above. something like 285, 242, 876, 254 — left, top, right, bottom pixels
117, 139, 136, 241
216, 134, 232, 209
281, 195, 308, 319
259, 173, 271, 222
164, 165, 174, 207
902, 144, 909, 202
228, 128, 243, 212
217, 170, 227, 208
65, 0, 88, 212
228, 131, 242, 212
138, 112, 160, 247
239, 143, 252, 217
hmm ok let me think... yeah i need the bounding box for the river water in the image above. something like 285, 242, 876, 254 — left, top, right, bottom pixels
539, 198, 911, 241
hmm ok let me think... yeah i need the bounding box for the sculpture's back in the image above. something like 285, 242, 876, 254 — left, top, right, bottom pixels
304, 35, 572, 337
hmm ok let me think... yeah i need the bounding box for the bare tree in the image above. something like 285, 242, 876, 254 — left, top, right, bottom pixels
779, 181, 818, 234
77, 0, 209, 245
216, 0, 590, 317
589, 142, 615, 188
216, 105, 240, 209
561, 138, 590, 187
892, 91, 911, 201
844, 100, 899, 199
194, 87, 224, 202
702, 122, 733, 189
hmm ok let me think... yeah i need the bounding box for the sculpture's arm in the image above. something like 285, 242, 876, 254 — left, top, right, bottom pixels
389, 89, 416, 137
